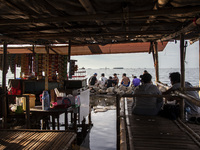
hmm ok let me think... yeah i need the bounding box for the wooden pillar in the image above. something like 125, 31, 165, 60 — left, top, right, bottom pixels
180, 33, 185, 119
199, 39, 200, 96
154, 42, 159, 83
65, 111, 68, 130
116, 94, 120, 150
45, 46, 49, 91
2, 41, 7, 128
68, 40, 72, 79
14, 64, 16, 79
25, 96, 30, 129
68, 40, 71, 63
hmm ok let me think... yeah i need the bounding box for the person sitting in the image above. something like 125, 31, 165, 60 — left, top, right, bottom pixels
163, 72, 200, 116
132, 76, 140, 87
88, 73, 98, 86
98, 73, 107, 89
106, 76, 114, 88
132, 73, 163, 116
120, 73, 130, 87
113, 73, 119, 86
143, 70, 149, 74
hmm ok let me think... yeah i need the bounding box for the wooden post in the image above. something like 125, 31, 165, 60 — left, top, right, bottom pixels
57, 116, 60, 130
14, 64, 16, 79
45, 46, 49, 91
68, 40, 71, 63
180, 33, 185, 119
116, 94, 120, 150
25, 96, 30, 129
65, 111, 68, 130
2, 41, 7, 128
199, 38, 200, 96
73, 112, 77, 132
154, 42, 159, 83
52, 115, 55, 130
88, 106, 92, 126
68, 40, 72, 79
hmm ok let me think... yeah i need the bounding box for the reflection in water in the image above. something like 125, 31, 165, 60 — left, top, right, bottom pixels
81, 95, 116, 150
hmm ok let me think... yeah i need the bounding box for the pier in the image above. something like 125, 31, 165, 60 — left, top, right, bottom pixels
0, 130, 76, 150
1, 0, 200, 149
117, 95, 200, 150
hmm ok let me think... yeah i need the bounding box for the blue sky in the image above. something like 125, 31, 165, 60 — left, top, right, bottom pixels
71, 41, 199, 69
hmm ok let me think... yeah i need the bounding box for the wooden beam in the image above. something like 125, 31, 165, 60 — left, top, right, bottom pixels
180, 33, 185, 120
2, 41, 7, 128
154, 42, 159, 82
2, 22, 181, 34
0, 35, 33, 44
79, 0, 96, 14
199, 38, 200, 96
45, 46, 49, 91
49, 47, 59, 54
0, 6, 199, 25
15, 30, 174, 40
88, 45, 103, 54
158, 18, 200, 42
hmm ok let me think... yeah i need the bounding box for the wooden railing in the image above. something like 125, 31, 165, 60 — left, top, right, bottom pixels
116, 82, 200, 150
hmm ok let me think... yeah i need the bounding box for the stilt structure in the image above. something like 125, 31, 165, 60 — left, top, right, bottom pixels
2, 41, 7, 128
45, 46, 49, 91
180, 33, 185, 119
154, 42, 159, 83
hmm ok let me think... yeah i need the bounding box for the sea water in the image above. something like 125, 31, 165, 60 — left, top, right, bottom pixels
0, 68, 199, 150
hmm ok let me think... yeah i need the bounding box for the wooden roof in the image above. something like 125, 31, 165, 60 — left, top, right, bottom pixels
0, 0, 200, 55
0, 42, 168, 55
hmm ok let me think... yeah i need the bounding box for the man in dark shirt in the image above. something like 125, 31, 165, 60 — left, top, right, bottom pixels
89, 73, 98, 86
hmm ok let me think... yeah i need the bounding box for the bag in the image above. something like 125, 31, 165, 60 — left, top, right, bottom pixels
159, 104, 180, 120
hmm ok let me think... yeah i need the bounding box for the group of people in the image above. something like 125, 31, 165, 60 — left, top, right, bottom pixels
132, 72, 200, 121
88, 72, 143, 89
89, 71, 200, 120
88, 73, 119, 88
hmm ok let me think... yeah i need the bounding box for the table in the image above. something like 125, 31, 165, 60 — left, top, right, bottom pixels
30, 106, 78, 131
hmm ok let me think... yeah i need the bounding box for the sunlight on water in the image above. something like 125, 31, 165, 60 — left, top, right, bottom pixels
89, 110, 116, 150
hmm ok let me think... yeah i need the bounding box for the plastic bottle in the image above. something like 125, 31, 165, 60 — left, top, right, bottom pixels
42, 91, 50, 110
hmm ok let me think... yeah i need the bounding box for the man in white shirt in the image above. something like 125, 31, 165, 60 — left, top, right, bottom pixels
98, 73, 107, 89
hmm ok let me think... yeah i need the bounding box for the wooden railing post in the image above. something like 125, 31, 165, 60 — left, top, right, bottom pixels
116, 94, 120, 150
180, 33, 185, 119
2, 41, 7, 129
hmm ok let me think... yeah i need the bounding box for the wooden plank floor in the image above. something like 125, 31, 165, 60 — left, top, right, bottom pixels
126, 99, 200, 150
0, 130, 76, 150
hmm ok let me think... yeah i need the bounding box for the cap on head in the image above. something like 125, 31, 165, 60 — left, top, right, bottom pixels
94, 73, 97, 75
